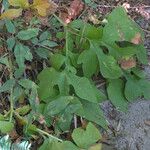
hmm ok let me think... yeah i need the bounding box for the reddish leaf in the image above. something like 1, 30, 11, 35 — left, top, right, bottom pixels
119, 58, 136, 70
131, 33, 142, 45
60, 0, 84, 24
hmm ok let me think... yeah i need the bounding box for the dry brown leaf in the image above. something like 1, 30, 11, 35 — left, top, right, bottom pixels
32, 0, 57, 16
88, 14, 100, 24
0, 9, 22, 20
119, 58, 136, 70
8, 0, 29, 8
23, 10, 34, 23
60, 0, 84, 24
131, 33, 142, 45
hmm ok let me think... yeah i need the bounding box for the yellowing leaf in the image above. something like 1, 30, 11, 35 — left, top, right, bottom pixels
0, 9, 22, 20
8, 0, 29, 8
32, 0, 57, 16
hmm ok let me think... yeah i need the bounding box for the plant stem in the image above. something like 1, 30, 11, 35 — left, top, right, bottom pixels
8, 55, 14, 122
53, 14, 66, 27
37, 128, 63, 142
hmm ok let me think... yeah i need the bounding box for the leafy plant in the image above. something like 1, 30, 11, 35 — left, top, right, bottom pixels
0, 0, 149, 149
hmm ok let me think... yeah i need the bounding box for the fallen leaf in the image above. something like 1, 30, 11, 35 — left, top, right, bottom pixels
88, 14, 100, 24
0, 9, 22, 20
131, 33, 142, 45
8, 0, 29, 8
119, 58, 136, 70
32, 0, 57, 16
23, 10, 34, 23
60, 0, 84, 24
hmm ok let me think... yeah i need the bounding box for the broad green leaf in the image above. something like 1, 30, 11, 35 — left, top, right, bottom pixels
0, 121, 14, 133
39, 140, 63, 150
0, 79, 15, 93
14, 43, 33, 68
45, 96, 73, 116
76, 100, 107, 129
5, 19, 15, 34
91, 42, 122, 79
67, 72, 98, 103
50, 54, 66, 70
83, 25, 103, 40
0, 9, 22, 20
125, 78, 141, 101
17, 28, 39, 40
38, 68, 69, 100
136, 45, 148, 64
125, 78, 150, 101
102, 7, 143, 45
63, 141, 79, 150
78, 49, 98, 78
8, 0, 29, 8
107, 79, 128, 111
132, 67, 146, 78
72, 122, 101, 149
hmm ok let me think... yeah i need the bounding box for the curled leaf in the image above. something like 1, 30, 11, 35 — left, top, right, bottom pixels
131, 33, 142, 45
119, 58, 136, 70
0, 9, 22, 20
8, 0, 29, 8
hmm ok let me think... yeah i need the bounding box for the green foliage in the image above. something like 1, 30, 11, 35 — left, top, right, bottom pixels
0, 3, 149, 149
39, 122, 102, 150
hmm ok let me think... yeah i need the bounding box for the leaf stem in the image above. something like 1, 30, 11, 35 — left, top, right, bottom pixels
36, 128, 63, 142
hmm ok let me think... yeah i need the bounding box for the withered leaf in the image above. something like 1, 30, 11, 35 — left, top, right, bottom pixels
131, 33, 142, 45
119, 58, 136, 70
60, 0, 84, 24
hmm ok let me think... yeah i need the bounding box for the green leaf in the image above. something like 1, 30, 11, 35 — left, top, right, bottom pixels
125, 77, 141, 101
67, 72, 98, 103
38, 68, 69, 101
72, 122, 101, 149
63, 141, 79, 150
17, 28, 39, 40
50, 54, 66, 70
0, 79, 15, 93
91, 42, 122, 79
0, 121, 14, 133
0, 56, 9, 67
35, 48, 50, 59
83, 25, 103, 40
39, 140, 63, 150
40, 40, 58, 47
6, 37, 16, 50
89, 144, 102, 150
107, 79, 128, 111
102, 7, 143, 45
14, 43, 33, 68
5, 19, 15, 34
136, 45, 148, 64
45, 96, 73, 116
39, 31, 51, 42
125, 78, 150, 101
16, 105, 30, 115
76, 100, 107, 129
18, 79, 37, 89
78, 49, 98, 78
